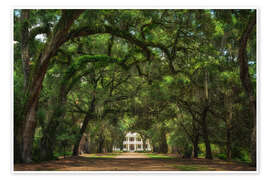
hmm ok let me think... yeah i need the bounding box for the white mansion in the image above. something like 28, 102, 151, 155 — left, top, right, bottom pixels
113, 132, 151, 152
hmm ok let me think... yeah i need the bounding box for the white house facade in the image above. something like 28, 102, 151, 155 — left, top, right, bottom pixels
113, 132, 151, 152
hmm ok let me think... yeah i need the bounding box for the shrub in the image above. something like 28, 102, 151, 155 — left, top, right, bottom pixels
183, 144, 193, 158
216, 153, 226, 160
232, 147, 251, 162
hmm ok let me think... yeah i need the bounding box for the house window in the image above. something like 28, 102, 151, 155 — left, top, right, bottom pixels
124, 144, 127, 149
136, 138, 141, 142
129, 137, 134, 142
137, 144, 141, 149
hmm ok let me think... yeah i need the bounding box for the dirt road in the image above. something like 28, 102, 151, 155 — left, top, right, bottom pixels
14, 153, 256, 171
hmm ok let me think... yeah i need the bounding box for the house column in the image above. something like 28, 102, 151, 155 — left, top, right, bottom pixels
127, 137, 129, 151
135, 137, 137, 151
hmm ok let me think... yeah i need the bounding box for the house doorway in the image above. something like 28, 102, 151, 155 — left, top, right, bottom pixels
129, 144, 135, 151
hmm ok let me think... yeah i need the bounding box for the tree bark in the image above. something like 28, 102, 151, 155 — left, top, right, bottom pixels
159, 128, 168, 153
72, 99, 95, 156
201, 106, 212, 159
97, 134, 105, 153
152, 144, 158, 153
193, 131, 199, 158
40, 116, 60, 160
142, 139, 146, 151
225, 91, 233, 160
238, 12, 256, 167
21, 83, 41, 163
201, 70, 212, 159
14, 10, 31, 163
20, 10, 30, 91
192, 116, 200, 158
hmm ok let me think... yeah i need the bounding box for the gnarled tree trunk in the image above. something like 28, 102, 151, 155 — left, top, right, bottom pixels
238, 12, 256, 167
72, 98, 95, 156
20, 10, 84, 163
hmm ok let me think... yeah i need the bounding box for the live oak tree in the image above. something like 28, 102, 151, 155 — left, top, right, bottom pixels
14, 9, 256, 166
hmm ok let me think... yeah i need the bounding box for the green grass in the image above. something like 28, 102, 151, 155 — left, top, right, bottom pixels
232, 158, 251, 164
174, 165, 211, 171
82, 153, 120, 158
54, 151, 73, 158
145, 153, 175, 159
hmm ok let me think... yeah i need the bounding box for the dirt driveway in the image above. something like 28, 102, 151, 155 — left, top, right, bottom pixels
14, 153, 256, 171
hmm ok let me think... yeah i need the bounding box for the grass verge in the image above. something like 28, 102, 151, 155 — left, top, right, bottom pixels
145, 153, 175, 159
174, 165, 212, 171
81, 153, 120, 158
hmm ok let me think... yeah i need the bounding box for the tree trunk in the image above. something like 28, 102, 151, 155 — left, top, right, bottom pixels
225, 92, 233, 160
107, 142, 113, 153
72, 112, 93, 156
39, 114, 60, 160
14, 9, 30, 163
14, 134, 23, 163
63, 145, 66, 158
20, 10, 84, 163
200, 70, 212, 159
192, 117, 200, 158
72, 93, 96, 156
226, 126, 232, 160
97, 135, 105, 153
201, 106, 212, 159
142, 138, 146, 151
119, 136, 124, 151
21, 87, 40, 163
238, 12, 256, 167
20, 10, 30, 91
152, 144, 158, 153
159, 129, 168, 153
193, 132, 199, 158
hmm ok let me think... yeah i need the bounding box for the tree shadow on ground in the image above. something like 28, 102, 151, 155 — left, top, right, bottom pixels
14, 155, 256, 171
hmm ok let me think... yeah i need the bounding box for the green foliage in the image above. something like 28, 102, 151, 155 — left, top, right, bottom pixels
36, 108, 46, 127
66, 55, 119, 75
216, 153, 226, 160
232, 147, 251, 162
32, 136, 42, 162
